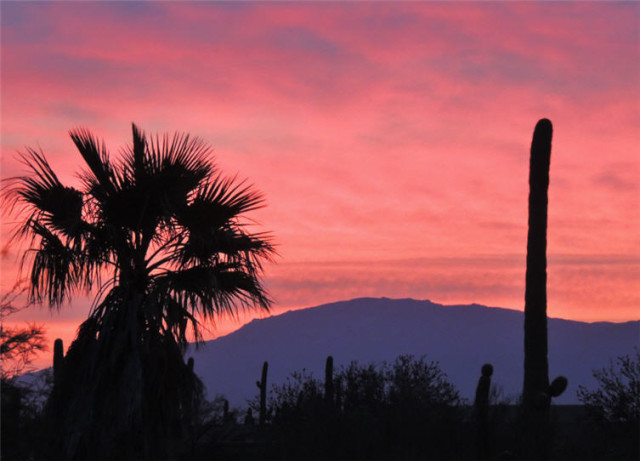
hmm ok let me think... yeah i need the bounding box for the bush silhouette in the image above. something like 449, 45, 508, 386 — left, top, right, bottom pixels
266, 355, 463, 459
578, 351, 640, 424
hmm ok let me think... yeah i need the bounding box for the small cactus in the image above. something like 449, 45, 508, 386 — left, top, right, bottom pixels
256, 361, 268, 425
222, 398, 231, 424
53, 338, 64, 386
244, 408, 254, 426
324, 355, 334, 404
474, 363, 493, 460
474, 363, 493, 411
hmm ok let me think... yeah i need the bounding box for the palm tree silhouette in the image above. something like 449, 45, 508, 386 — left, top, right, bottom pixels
7, 124, 274, 458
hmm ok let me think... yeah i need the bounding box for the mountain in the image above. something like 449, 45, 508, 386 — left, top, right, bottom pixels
188, 297, 639, 407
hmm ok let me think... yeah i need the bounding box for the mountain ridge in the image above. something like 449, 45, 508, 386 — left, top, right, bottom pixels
188, 297, 639, 407
256, 296, 634, 327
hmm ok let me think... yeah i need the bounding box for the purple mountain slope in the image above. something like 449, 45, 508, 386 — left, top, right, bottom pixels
188, 297, 639, 407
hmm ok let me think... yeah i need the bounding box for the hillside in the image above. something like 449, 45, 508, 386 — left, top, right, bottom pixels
188, 297, 639, 406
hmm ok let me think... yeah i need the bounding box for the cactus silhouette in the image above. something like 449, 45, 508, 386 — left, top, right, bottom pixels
548, 376, 567, 398
523, 118, 553, 410
521, 119, 568, 458
49, 338, 66, 421
223, 398, 231, 424
533, 375, 569, 409
53, 338, 64, 387
256, 361, 268, 425
325, 355, 334, 404
474, 363, 492, 411
244, 408, 255, 426
474, 363, 493, 460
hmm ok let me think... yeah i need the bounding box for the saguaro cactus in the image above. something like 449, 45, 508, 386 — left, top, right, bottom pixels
256, 361, 268, 425
244, 408, 255, 426
474, 363, 493, 460
523, 118, 553, 410
49, 338, 66, 431
324, 355, 334, 404
222, 398, 232, 424
53, 338, 64, 387
474, 363, 493, 412
521, 119, 567, 459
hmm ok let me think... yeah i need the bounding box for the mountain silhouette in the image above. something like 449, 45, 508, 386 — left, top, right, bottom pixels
188, 297, 639, 407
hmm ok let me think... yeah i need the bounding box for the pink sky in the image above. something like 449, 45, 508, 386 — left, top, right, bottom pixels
1, 2, 638, 368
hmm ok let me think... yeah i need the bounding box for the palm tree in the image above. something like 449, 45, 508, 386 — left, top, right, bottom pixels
6, 124, 274, 458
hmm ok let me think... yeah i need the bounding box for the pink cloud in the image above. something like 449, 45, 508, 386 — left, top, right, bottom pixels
1, 1, 638, 360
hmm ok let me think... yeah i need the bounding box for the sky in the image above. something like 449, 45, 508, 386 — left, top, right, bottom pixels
1, 2, 639, 368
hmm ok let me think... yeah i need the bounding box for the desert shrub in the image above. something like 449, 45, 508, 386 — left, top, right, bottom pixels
266, 355, 464, 459
575, 350, 639, 460
0, 370, 53, 460
577, 350, 640, 424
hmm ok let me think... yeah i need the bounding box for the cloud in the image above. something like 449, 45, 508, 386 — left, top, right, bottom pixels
264, 254, 640, 322
592, 163, 639, 193
1, 1, 637, 337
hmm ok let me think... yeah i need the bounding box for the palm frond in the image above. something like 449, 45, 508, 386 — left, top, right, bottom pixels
112, 128, 216, 234
146, 130, 214, 185
25, 221, 81, 306
70, 127, 116, 199
5, 149, 85, 240
131, 123, 147, 181
178, 226, 274, 267
199, 174, 265, 216
144, 296, 201, 346
151, 263, 271, 325
17, 149, 84, 237
99, 184, 152, 231
175, 175, 266, 257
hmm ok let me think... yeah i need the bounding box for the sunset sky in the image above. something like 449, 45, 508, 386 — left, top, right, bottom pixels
1, 2, 638, 367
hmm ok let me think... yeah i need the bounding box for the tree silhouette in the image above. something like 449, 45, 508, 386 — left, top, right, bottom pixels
6, 124, 274, 458
0, 284, 46, 381
0, 284, 47, 460
266, 356, 463, 459
578, 351, 640, 424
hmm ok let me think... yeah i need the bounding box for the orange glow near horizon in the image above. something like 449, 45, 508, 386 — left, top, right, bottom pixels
1, 2, 638, 370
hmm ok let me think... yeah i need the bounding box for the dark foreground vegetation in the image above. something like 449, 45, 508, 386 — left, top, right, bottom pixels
2, 352, 639, 460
